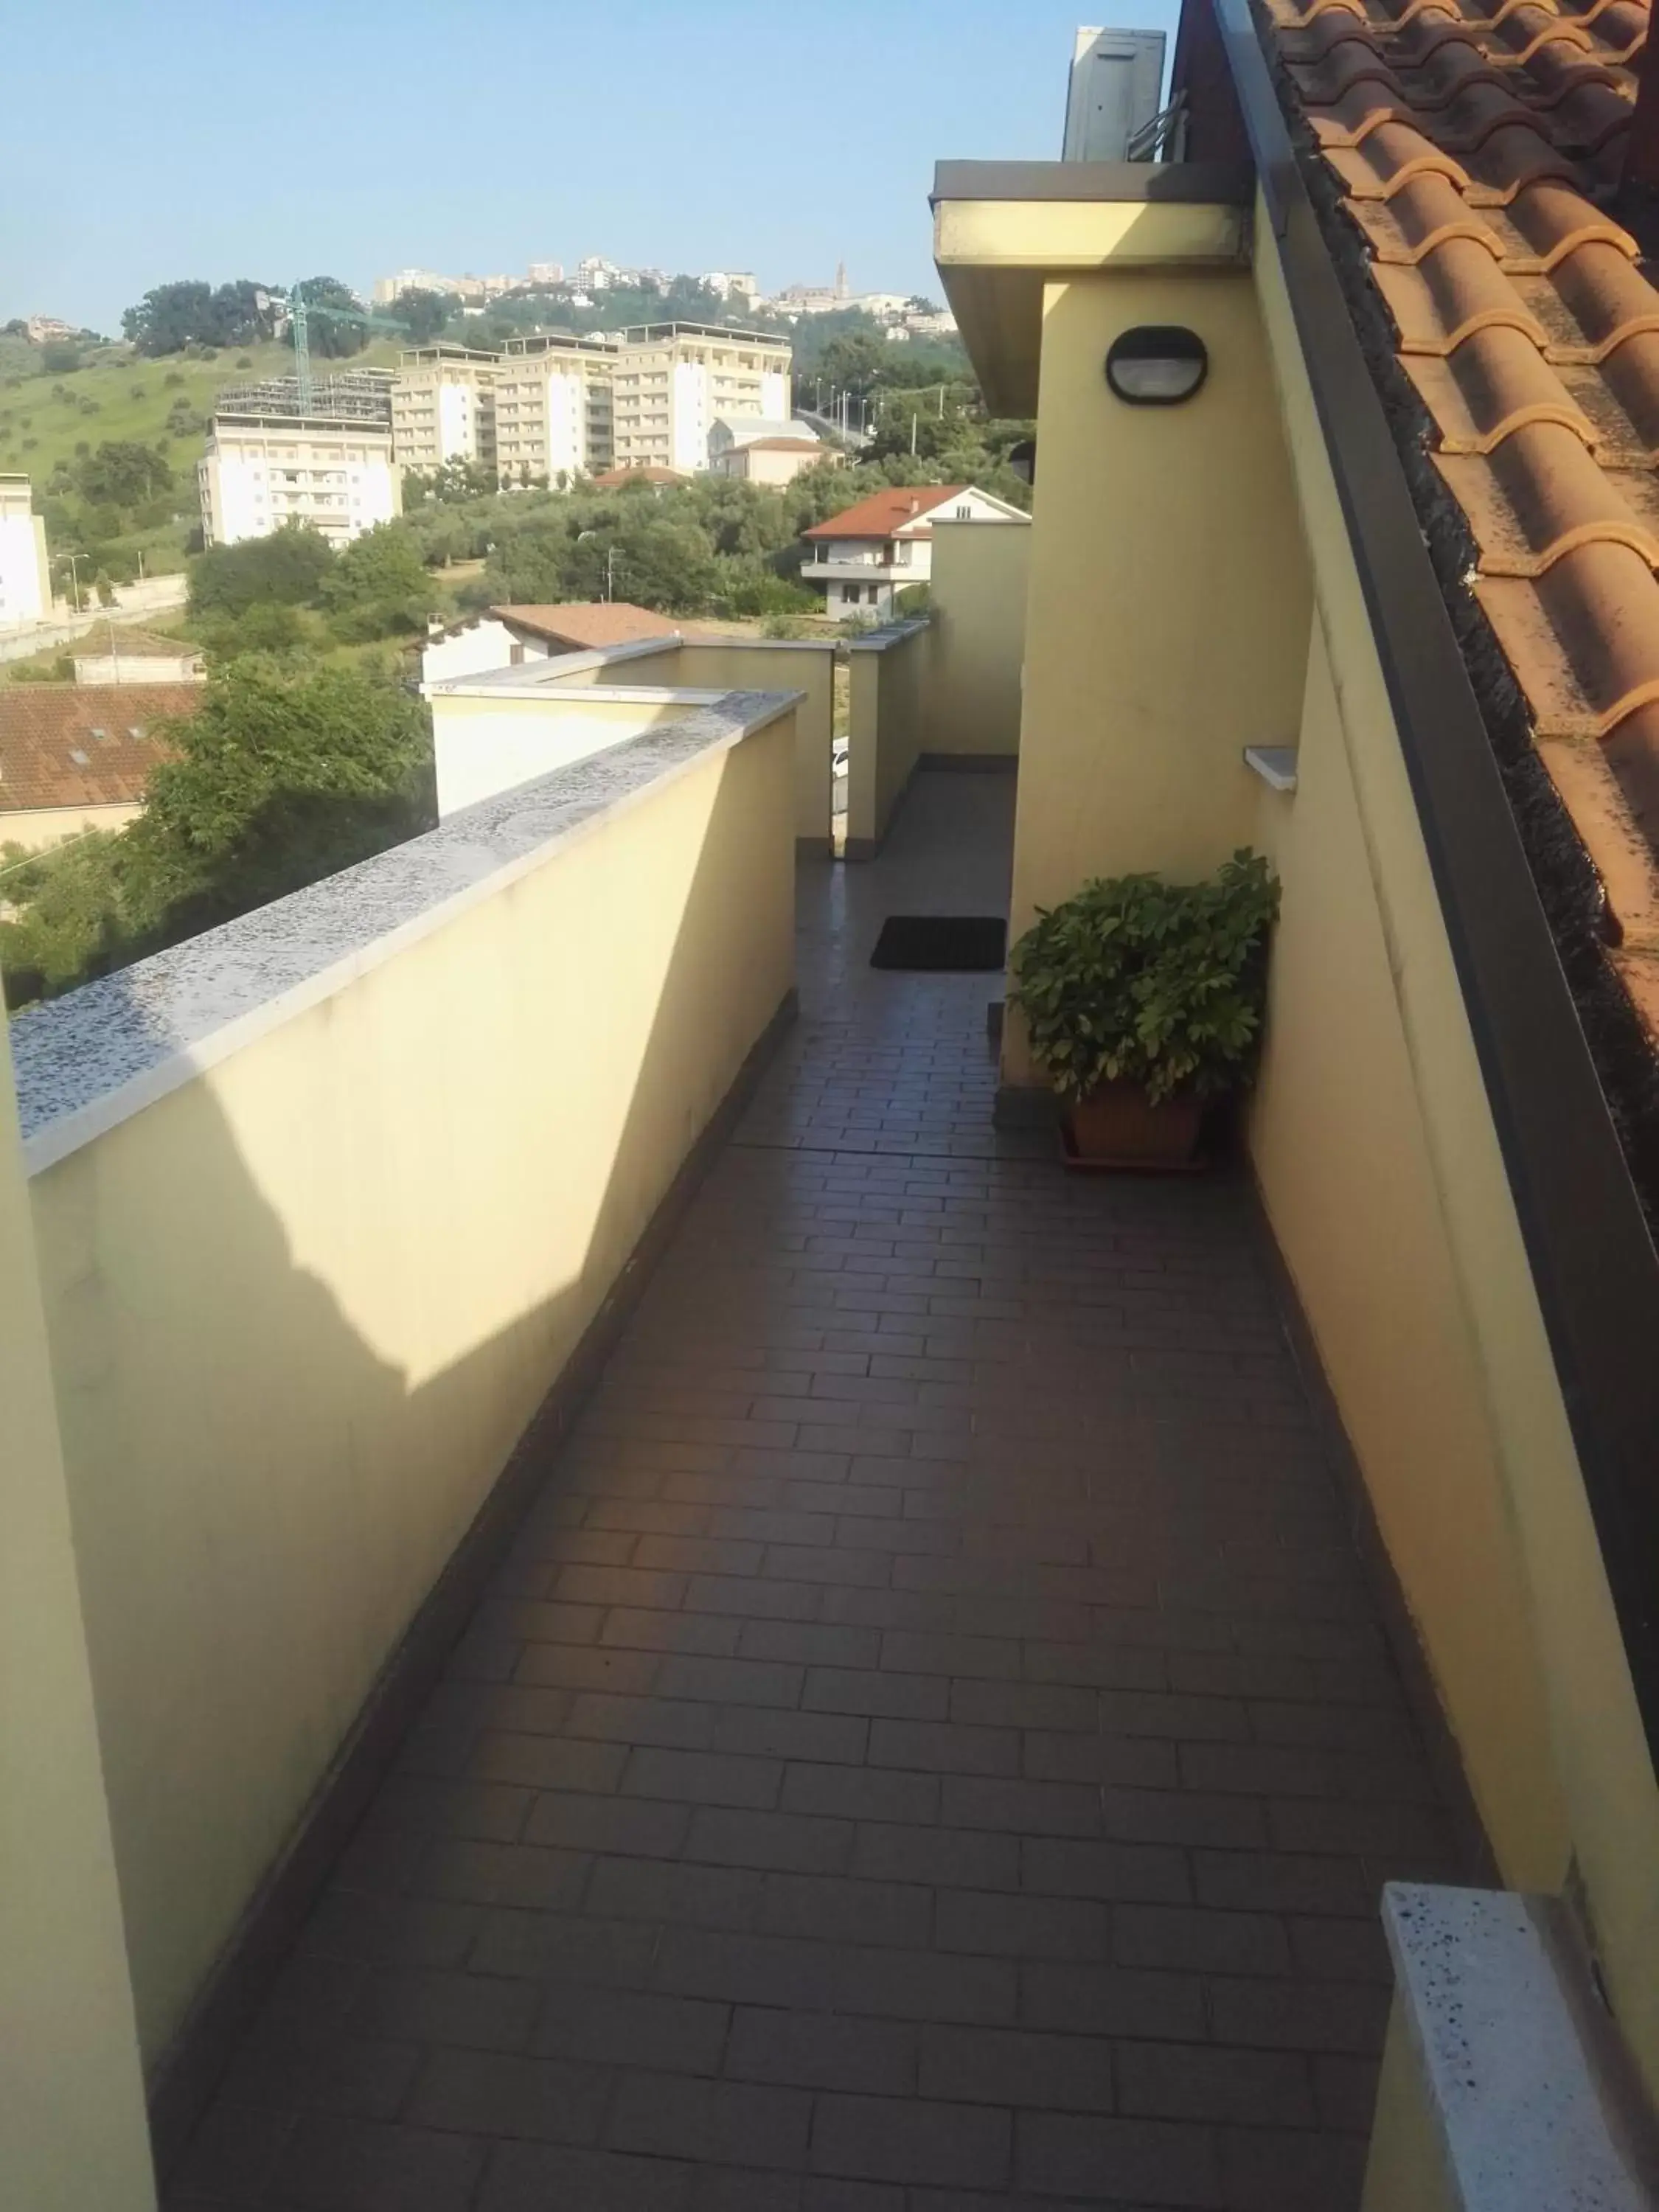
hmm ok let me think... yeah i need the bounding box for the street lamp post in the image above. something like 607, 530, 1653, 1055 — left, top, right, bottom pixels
576, 529, 621, 602
58, 550, 88, 614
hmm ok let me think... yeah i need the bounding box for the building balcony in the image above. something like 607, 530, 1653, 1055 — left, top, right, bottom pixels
10, 133, 1658, 2212
9, 597, 1475, 2199
800, 554, 914, 583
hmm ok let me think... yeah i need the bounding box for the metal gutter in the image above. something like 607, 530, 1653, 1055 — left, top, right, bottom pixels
1205, 0, 1659, 1766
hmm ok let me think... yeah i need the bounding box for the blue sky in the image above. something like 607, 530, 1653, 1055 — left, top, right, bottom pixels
4, 0, 1180, 334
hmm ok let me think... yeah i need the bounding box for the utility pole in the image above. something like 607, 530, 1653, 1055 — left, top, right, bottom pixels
106, 615, 119, 686
911, 411, 918, 456
59, 550, 87, 614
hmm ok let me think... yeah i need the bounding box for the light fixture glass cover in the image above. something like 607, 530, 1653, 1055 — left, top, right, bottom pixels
1105, 326, 1208, 405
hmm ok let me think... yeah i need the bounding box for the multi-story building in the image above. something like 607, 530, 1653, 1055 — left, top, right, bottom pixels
611, 323, 791, 476
198, 397, 400, 549
391, 347, 499, 475
701, 271, 758, 303
0, 475, 51, 630
492, 334, 619, 484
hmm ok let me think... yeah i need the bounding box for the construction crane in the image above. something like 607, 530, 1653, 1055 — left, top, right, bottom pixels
257, 283, 411, 408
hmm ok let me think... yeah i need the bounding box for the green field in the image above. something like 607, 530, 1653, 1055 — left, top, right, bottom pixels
0, 336, 403, 575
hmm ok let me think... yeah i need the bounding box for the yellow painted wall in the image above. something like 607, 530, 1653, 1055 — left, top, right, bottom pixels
845, 622, 930, 855
0, 801, 143, 852
1001, 265, 1312, 1082
1248, 199, 1659, 2090
671, 641, 836, 849
535, 642, 835, 848
1360, 2000, 1455, 2212
0, 994, 156, 2202
430, 688, 686, 815
29, 711, 796, 2067
1248, 618, 1567, 1884
925, 521, 1030, 759
987, 191, 1659, 2094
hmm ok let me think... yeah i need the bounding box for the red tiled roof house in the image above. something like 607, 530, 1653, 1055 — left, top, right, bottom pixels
0, 684, 196, 851
801, 482, 1028, 617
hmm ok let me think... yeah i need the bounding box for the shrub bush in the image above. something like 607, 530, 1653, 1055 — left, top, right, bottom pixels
1010, 851, 1279, 1104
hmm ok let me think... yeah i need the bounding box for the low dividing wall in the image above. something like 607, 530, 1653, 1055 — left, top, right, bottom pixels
430, 685, 700, 816
924, 518, 1029, 761
13, 698, 798, 2072
845, 618, 931, 858
430, 635, 835, 850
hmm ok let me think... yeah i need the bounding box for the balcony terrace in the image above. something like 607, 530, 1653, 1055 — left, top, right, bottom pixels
153, 768, 1464, 2211
10, 7, 1659, 2198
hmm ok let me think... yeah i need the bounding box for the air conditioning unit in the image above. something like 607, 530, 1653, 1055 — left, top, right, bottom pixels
1062, 26, 1168, 162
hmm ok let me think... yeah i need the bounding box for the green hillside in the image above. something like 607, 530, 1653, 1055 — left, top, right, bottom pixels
0, 336, 403, 580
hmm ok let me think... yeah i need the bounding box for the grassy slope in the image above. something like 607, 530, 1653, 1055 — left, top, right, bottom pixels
0, 337, 403, 573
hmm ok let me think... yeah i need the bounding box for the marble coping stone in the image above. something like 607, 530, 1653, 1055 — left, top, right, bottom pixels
12, 692, 796, 1175
1382, 1882, 1656, 2210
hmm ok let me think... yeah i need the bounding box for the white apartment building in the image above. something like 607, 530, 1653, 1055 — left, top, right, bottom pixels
392, 347, 499, 473
0, 476, 51, 630
493, 335, 619, 483
611, 324, 791, 476
198, 409, 401, 549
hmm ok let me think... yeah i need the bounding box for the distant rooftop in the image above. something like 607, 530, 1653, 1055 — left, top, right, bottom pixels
619, 321, 789, 347
212, 371, 394, 426
0, 683, 199, 814
492, 602, 679, 651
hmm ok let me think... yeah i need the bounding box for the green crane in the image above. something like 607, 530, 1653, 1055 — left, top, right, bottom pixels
269, 282, 412, 408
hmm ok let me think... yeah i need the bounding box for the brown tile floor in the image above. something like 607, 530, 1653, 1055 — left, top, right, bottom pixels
167, 773, 1465, 2211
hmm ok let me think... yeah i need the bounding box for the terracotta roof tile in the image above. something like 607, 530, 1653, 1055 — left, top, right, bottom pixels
0, 684, 197, 816
804, 487, 970, 540
1265, 0, 1659, 1032
490, 602, 679, 650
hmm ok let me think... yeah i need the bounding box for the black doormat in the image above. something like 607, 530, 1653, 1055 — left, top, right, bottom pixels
870, 915, 1007, 971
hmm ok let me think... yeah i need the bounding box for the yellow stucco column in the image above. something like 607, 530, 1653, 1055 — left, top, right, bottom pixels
0, 1020, 155, 2208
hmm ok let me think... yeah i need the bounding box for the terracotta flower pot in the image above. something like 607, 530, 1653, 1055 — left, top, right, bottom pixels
1063, 1081, 1203, 1169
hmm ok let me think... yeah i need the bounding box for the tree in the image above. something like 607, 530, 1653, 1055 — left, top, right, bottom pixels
321, 522, 436, 639
395, 288, 455, 344
121, 277, 275, 355
189, 525, 335, 619
124, 280, 215, 354
134, 658, 433, 922
817, 331, 889, 396
296, 276, 370, 358
1, 661, 436, 1007
41, 340, 82, 373
74, 441, 173, 509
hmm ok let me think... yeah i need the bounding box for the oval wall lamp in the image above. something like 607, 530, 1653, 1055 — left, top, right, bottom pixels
1104, 326, 1208, 406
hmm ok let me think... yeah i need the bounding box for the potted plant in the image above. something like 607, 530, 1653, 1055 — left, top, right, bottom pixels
1009, 849, 1279, 1168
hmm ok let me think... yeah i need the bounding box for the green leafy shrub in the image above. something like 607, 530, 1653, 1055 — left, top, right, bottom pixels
1010, 850, 1279, 1104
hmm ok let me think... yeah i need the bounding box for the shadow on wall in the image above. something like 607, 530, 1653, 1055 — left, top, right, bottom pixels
24, 718, 796, 2134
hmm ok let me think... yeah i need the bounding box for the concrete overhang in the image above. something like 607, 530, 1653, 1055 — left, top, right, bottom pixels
931, 160, 1255, 415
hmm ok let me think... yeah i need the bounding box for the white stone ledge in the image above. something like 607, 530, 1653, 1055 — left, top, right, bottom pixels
13, 692, 797, 1176
1380, 1882, 1655, 2211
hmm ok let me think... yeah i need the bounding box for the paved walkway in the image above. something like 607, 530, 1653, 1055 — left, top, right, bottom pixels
169, 774, 1464, 2211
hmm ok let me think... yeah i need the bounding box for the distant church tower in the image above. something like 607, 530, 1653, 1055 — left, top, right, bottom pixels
835, 260, 849, 300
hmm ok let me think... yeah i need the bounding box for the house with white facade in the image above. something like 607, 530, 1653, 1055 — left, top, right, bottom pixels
800, 483, 1028, 618
708, 416, 826, 486
0, 476, 52, 631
